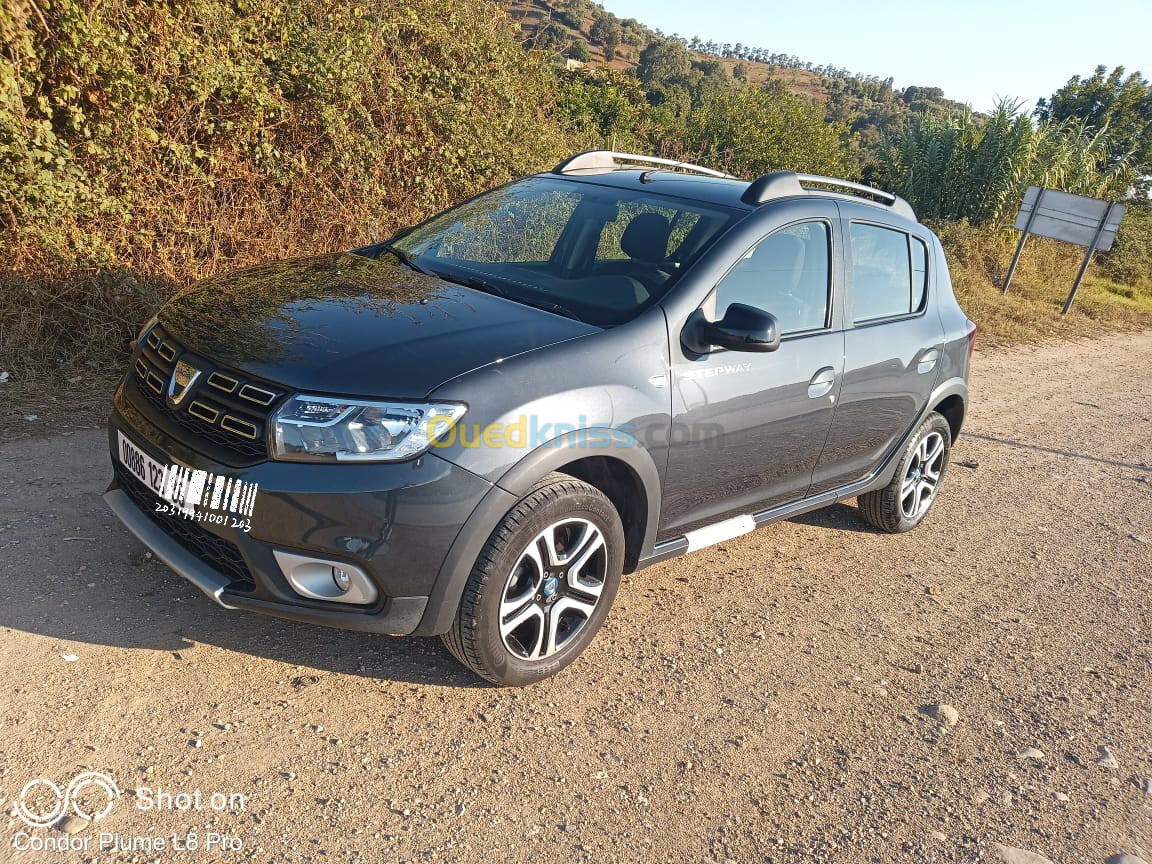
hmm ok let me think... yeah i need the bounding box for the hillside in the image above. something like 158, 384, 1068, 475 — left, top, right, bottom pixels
506, 0, 970, 144
509, 0, 831, 95
1, 0, 1145, 391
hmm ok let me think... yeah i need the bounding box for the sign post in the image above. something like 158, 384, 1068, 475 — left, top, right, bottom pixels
1062, 201, 1116, 315
1004, 187, 1127, 315
1002, 188, 1043, 295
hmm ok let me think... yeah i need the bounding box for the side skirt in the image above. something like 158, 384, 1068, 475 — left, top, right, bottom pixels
637, 377, 968, 571
636, 454, 898, 570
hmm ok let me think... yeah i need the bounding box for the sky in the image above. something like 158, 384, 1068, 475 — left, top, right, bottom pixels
600, 0, 1152, 111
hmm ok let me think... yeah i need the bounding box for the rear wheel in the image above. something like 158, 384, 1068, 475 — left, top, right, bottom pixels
858, 412, 951, 533
441, 474, 624, 686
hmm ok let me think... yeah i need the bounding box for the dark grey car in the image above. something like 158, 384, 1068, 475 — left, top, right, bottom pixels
106, 151, 975, 685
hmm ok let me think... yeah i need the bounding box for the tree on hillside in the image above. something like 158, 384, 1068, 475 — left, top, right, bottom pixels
618, 19, 646, 47
533, 20, 569, 50
902, 85, 944, 104
691, 58, 725, 80
636, 38, 691, 85
568, 38, 591, 62
589, 13, 620, 61
555, 0, 590, 29
1037, 66, 1152, 190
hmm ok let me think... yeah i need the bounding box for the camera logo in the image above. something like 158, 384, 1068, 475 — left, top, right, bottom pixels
15, 772, 120, 828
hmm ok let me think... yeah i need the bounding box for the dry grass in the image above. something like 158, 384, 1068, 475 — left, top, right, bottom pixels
936, 221, 1152, 347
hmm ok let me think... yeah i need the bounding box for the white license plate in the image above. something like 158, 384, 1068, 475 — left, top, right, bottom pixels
117, 430, 176, 497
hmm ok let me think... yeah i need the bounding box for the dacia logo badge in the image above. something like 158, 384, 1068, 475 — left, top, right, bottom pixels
167, 358, 201, 407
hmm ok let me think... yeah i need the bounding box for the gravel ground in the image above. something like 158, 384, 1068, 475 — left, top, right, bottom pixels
1, 332, 1150, 864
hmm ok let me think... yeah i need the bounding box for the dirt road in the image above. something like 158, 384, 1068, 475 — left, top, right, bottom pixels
2, 332, 1150, 864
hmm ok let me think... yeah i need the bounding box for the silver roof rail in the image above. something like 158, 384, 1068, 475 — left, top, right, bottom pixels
553, 150, 737, 179
741, 171, 916, 222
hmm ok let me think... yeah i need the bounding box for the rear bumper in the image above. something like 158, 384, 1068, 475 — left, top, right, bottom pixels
106, 383, 493, 635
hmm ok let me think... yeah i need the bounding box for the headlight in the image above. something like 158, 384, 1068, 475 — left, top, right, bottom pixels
132, 314, 159, 350
271, 394, 466, 463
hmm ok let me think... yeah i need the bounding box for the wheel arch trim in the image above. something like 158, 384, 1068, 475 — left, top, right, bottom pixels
929, 378, 968, 441
413, 430, 662, 636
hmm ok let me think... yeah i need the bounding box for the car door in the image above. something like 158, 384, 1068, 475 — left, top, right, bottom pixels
809, 208, 944, 494
660, 201, 845, 538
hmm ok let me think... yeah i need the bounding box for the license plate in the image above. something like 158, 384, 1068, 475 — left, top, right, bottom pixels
117, 430, 176, 497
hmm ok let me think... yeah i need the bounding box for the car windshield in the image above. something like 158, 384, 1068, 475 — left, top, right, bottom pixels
385, 176, 743, 325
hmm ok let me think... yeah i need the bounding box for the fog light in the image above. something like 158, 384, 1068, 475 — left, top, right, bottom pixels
272, 551, 378, 605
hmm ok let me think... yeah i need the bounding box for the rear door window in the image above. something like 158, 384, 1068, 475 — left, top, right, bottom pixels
850, 223, 928, 323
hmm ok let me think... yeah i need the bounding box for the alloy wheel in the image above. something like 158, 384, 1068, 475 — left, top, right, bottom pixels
900, 430, 946, 519
499, 518, 607, 661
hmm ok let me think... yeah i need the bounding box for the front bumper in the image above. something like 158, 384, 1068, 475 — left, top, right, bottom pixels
106, 384, 493, 635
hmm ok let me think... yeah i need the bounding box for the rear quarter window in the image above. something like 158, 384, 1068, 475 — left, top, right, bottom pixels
850, 222, 929, 323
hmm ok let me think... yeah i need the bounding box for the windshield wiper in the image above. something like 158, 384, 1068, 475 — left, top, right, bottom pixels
460, 276, 509, 298
529, 300, 582, 321
380, 243, 431, 276
449, 274, 584, 322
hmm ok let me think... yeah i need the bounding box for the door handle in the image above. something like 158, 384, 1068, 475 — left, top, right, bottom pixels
916, 348, 940, 375
807, 367, 836, 399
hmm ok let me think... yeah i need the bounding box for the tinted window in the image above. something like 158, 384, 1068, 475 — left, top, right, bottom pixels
850, 223, 928, 322
709, 221, 831, 335
911, 236, 928, 310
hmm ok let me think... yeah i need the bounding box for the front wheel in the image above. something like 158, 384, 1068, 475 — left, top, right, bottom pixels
858, 412, 951, 533
441, 474, 624, 686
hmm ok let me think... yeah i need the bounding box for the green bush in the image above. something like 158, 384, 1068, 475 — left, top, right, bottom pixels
0, 0, 569, 373
568, 38, 591, 62
555, 68, 650, 148
683, 82, 852, 178
1100, 203, 1152, 285
874, 100, 1132, 226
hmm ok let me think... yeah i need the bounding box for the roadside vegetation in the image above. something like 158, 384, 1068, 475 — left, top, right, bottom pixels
1, 0, 1150, 396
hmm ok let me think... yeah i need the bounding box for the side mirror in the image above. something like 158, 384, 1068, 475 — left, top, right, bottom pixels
683, 303, 781, 354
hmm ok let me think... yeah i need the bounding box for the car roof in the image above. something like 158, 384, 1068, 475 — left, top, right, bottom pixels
537, 169, 756, 211
537, 168, 921, 229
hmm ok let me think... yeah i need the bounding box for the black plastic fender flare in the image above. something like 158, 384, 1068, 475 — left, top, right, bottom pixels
413, 428, 663, 636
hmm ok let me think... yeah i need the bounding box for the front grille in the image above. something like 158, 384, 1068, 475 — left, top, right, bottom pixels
115, 462, 256, 593
130, 325, 281, 465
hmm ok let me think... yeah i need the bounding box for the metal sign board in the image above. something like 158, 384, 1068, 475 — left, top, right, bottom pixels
1003, 186, 1128, 314
1013, 186, 1126, 252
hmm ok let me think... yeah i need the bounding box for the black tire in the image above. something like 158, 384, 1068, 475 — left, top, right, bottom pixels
858, 412, 952, 533
441, 473, 625, 686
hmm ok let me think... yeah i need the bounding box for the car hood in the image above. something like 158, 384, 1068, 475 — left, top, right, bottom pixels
160, 252, 598, 398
